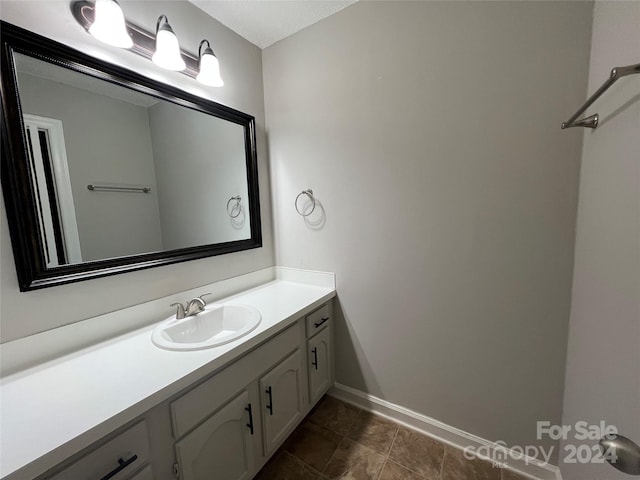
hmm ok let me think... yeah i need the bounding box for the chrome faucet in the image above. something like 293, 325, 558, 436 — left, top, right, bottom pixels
170, 293, 212, 319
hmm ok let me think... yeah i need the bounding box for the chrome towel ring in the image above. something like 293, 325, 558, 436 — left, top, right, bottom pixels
226, 196, 242, 218
295, 189, 316, 216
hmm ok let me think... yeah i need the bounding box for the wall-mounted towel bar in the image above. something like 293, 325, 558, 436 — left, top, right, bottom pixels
87, 184, 151, 193
561, 62, 640, 129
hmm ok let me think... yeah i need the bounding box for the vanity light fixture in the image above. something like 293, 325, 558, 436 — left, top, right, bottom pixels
72, 1, 225, 87
152, 15, 186, 71
196, 40, 224, 87
88, 0, 132, 48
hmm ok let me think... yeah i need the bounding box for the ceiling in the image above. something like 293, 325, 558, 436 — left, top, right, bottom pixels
187, 0, 357, 49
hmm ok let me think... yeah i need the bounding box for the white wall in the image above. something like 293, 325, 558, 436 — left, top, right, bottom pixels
264, 1, 592, 459
0, 0, 273, 342
17, 72, 164, 261
561, 2, 640, 479
148, 101, 251, 250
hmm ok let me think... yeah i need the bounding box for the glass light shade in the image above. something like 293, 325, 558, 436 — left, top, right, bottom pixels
152, 27, 186, 71
88, 0, 132, 49
197, 52, 224, 87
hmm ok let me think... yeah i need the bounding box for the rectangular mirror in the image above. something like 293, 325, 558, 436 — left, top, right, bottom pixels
1, 22, 262, 291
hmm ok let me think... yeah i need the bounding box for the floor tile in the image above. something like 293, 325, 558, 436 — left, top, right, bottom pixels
255, 397, 522, 480
441, 446, 501, 480
258, 451, 324, 480
347, 411, 398, 455
285, 420, 343, 472
323, 438, 386, 480
378, 459, 425, 480
388, 427, 445, 477
310, 396, 361, 436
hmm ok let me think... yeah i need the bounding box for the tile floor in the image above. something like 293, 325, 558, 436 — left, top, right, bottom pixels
255, 396, 530, 480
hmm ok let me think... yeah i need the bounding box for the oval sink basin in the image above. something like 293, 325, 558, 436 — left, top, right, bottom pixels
152, 304, 261, 351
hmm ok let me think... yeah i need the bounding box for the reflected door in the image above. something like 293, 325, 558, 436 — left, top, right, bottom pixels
23, 114, 82, 267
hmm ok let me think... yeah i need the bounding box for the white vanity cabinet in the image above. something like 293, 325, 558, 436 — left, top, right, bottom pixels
32, 299, 334, 480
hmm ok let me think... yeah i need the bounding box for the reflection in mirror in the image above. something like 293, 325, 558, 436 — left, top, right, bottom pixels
1, 22, 261, 291
14, 53, 250, 265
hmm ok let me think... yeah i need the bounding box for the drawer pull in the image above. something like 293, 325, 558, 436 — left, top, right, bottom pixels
245, 403, 254, 435
314, 317, 329, 328
312, 347, 318, 370
265, 386, 273, 415
99, 453, 138, 480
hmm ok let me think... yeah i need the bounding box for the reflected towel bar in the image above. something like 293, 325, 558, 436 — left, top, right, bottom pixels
561, 62, 640, 129
87, 184, 151, 193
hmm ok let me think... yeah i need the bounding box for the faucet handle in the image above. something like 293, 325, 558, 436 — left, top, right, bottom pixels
198, 293, 213, 305
170, 302, 186, 319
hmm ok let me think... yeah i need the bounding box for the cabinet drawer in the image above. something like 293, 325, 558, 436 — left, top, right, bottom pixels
49, 421, 150, 480
171, 323, 299, 439
305, 304, 331, 338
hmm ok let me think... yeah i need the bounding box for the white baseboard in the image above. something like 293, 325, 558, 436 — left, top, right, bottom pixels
329, 383, 562, 480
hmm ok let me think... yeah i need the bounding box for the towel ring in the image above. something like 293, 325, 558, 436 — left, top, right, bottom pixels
226, 196, 242, 218
295, 189, 316, 217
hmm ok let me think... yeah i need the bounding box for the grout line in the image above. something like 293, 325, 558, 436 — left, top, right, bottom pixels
375, 458, 388, 480
321, 435, 345, 475
388, 426, 400, 457
440, 446, 447, 479
378, 434, 391, 480
384, 423, 400, 456
376, 465, 385, 480
386, 427, 432, 478
293, 450, 330, 480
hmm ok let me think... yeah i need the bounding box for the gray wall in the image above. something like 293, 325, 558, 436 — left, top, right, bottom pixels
148, 101, 250, 250
0, 0, 274, 342
561, 2, 640, 479
17, 72, 164, 261
263, 1, 592, 459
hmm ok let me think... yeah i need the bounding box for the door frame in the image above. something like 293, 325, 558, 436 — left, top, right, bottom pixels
23, 114, 82, 264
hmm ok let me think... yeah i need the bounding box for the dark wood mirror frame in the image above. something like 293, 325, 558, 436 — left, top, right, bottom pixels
0, 22, 262, 291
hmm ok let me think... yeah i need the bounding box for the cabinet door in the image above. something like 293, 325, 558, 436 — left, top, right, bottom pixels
260, 350, 302, 455
175, 390, 255, 480
308, 326, 332, 404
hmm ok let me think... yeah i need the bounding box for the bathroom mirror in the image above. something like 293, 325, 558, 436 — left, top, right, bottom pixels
0, 22, 262, 291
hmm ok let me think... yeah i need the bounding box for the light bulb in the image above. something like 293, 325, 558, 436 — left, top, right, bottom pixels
152, 16, 186, 71
196, 41, 224, 87
88, 0, 132, 49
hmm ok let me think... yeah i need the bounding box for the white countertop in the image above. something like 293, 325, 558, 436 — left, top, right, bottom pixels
0, 276, 335, 479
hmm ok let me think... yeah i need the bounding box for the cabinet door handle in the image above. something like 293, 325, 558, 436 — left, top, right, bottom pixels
312, 347, 318, 370
99, 454, 138, 480
265, 386, 273, 415
245, 403, 254, 435
314, 317, 329, 328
